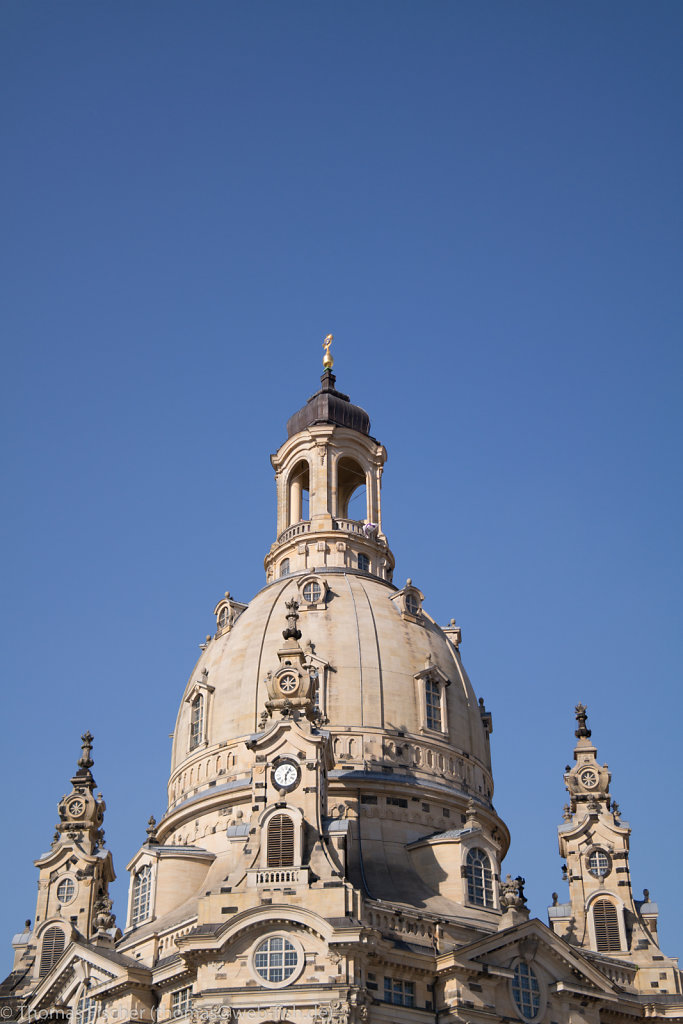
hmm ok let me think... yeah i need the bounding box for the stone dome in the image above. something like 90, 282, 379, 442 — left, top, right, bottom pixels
167, 569, 495, 818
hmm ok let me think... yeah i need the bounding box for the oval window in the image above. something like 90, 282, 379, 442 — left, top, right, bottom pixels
511, 962, 540, 1020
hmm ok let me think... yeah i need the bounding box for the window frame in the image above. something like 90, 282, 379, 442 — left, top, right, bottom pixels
189, 692, 204, 751
39, 926, 66, 977
184, 675, 215, 753
171, 987, 192, 1019
589, 895, 625, 952
249, 931, 305, 989
56, 876, 76, 905
465, 846, 495, 908
383, 977, 415, 1007
130, 863, 153, 928
414, 665, 450, 736
587, 847, 612, 879
510, 960, 542, 1021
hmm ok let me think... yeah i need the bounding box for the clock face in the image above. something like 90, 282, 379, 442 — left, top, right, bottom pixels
273, 760, 300, 790
278, 673, 298, 695
68, 798, 85, 817
579, 768, 598, 789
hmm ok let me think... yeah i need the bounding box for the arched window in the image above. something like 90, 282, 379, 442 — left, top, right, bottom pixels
280, 558, 290, 578
288, 460, 310, 525
131, 865, 152, 927
466, 848, 494, 907
39, 926, 65, 976
593, 898, 621, 951
190, 693, 204, 749
75, 990, 98, 1024
267, 814, 295, 867
357, 553, 370, 572
337, 457, 367, 520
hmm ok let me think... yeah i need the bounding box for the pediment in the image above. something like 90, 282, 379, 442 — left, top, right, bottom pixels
445, 918, 621, 999
28, 937, 148, 1011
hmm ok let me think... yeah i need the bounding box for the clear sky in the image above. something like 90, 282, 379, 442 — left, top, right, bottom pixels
1, 1, 682, 969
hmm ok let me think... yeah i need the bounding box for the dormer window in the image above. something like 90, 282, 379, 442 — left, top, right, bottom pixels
190, 693, 204, 750
465, 847, 494, 908
218, 607, 229, 629
405, 592, 419, 615
185, 672, 214, 752
414, 662, 450, 736
130, 864, 152, 927
425, 678, 442, 731
303, 581, 321, 603
297, 574, 327, 610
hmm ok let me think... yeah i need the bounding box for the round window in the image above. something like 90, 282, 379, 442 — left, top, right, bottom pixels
511, 962, 540, 1020
405, 593, 420, 615
303, 581, 321, 603
588, 849, 611, 878
253, 935, 299, 986
56, 878, 76, 904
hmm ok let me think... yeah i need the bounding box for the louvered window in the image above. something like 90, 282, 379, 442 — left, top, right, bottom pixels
39, 926, 65, 976
466, 847, 494, 907
593, 898, 621, 951
131, 864, 152, 926
190, 694, 204, 750
267, 814, 295, 867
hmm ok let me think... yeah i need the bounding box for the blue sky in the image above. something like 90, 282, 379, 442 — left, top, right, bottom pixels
1, 1, 682, 968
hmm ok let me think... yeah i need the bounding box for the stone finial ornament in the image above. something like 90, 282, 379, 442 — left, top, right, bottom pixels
282, 598, 302, 641
501, 874, 527, 910
146, 815, 159, 845
78, 731, 94, 770
574, 703, 591, 739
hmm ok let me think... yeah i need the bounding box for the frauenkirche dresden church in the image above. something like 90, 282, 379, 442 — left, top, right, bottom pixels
2, 341, 681, 1024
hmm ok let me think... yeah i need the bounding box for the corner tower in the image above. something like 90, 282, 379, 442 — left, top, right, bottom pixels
548, 706, 680, 995
264, 340, 395, 584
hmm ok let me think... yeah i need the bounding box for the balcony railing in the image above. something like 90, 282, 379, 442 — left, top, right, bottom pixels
277, 521, 312, 544
247, 867, 308, 886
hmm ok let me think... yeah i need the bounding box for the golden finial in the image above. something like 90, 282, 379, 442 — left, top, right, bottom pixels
323, 333, 334, 370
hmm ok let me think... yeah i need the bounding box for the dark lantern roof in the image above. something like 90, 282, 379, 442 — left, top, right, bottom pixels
286, 370, 370, 438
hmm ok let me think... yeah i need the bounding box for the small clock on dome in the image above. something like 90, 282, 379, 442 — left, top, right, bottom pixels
68, 798, 86, 818
271, 758, 301, 792
277, 673, 299, 697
